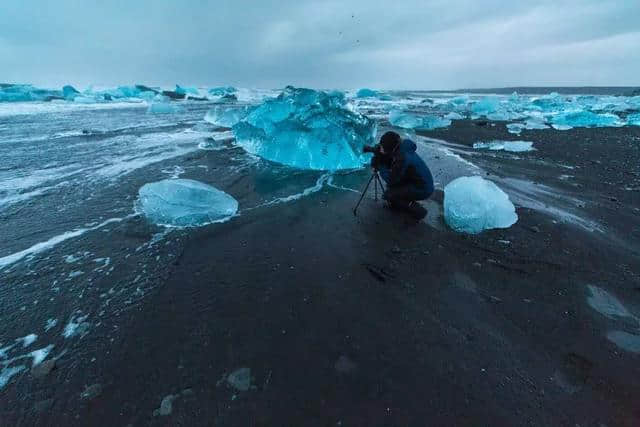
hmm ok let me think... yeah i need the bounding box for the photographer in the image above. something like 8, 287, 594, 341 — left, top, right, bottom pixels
371, 131, 434, 220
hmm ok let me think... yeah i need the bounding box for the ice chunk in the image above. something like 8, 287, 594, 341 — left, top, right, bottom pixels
471, 97, 501, 116
148, 102, 183, 114
444, 176, 518, 234
204, 106, 248, 127
473, 140, 535, 152
444, 112, 464, 120
62, 85, 80, 100
531, 92, 566, 111
0, 84, 62, 102
356, 88, 378, 98
378, 95, 393, 101
627, 113, 640, 126
175, 85, 199, 95
232, 86, 375, 170
389, 110, 451, 130
551, 111, 622, 130
507, 123, 525, 134
208, 86, 237, 96
137, 179, 238, 227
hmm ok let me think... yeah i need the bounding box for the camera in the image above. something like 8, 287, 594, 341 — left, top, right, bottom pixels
362, 144, 382, 154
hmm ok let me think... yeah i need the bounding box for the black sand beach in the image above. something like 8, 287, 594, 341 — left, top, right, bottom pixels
2, 120, 640, 426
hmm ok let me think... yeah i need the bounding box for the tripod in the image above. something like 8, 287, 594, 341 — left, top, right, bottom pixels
353, 169, 386, 216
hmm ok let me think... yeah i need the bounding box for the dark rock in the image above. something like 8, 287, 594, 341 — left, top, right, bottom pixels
33, 398, 54, 413
474, 120, 488, 127
80, 383, 102, 401
530, 226, 540, 233
162, 90, 186, 100
135, 84, 159, 94
31, 359, 56, 378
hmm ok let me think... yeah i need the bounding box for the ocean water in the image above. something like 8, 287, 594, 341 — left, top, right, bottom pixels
1, 86, 639, 393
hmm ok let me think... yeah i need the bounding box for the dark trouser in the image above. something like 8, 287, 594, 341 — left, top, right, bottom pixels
383, 184, 431, 219
384, 184, 430, 208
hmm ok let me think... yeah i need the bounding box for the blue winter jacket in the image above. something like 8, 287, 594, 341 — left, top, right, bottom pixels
378, 139, 434, 198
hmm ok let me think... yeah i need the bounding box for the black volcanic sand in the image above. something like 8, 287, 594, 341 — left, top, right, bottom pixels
4, 121, 640, 426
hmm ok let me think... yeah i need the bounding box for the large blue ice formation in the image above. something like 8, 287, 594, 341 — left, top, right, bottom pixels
204, 106, 249, 127
231, 86, 376, 170
62, 85, 80, 100
444, 176, 518, 234
473, 140, 535, 152
626, 113, 640, 126
0, 84, 63, 102
356, 88, 378, 98
550, 111, 622, 130
208, 86, 237, 96
137, 179, 238, 227
389, 110, 451, 130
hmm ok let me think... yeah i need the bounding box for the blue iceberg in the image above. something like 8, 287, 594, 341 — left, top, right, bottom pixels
137, 179, 238, 227
473, 140, 535, 152
208, 86, 237, 96
627, 113, 640, 126
232, 87, 375, 171
62, 85, 80, 100
389, 110, 451, 130
175, 85, 199, 95
0, 84, 63, 102
356, 88, 378, 98
551, 111, 622, 130
444, 176, 518, 234
204, 106, 249, 127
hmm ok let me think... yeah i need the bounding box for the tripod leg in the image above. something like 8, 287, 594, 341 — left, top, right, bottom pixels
353, 173, 375, 216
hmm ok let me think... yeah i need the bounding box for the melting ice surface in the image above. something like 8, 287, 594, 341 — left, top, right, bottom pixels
137, 179, 238, 227
551, 111, 622, 130
473, 140, 535, 152
232, 87, 376, 171
444, 176, 518, 234
389, 110, 452, 130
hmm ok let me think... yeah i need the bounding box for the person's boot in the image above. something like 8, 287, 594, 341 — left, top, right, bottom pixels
407, 202, 427, 221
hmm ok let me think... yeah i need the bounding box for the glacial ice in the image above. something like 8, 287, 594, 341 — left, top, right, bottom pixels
204, 106, 249, 127
444, 112, 464, 120
208, 86, 237, 96
62, 85, 80, 100
473, 140, 535, 152
356, 88, 378, 98
389, 110, 451, 130
0, 84, 62, 102
444, 176, 518, 234
137, 179, 238, 227
175, 85, 199, 96
148, 102, 183, 114
232, 86, 375, 170
627, 113, 640, 126
551, 111, 622, 130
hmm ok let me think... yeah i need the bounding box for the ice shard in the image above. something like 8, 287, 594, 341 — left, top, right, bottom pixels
444, 176, 518, 234
204, 106, 249, 127
473, 140, 535, 152
232, 87, 375, 170
389, 110, 451, 130
137, 179, 238, 227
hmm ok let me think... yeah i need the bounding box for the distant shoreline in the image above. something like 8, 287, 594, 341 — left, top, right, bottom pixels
410, 86, 640, 96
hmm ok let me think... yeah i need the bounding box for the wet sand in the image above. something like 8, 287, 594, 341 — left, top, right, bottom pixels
3, 121, 640, 426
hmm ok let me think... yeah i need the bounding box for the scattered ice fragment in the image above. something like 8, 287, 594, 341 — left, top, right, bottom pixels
607, 331, 640, 353
154, 394, 177, 416
63, 313, 90, 338
204, 106, 248, 127
137, 179, 238, 227
0, 365, 26, 389
30, 345, 54, 366
68, 270, 84, 278
586, 285, 631, 319
233, 87, 375, 170
44, 319, 58, 332
473, 140, 535, 152
551, 111, 622, 130
356, 88, 378, 98
389, 110, 451, 130
227, 368, 251, 391
444, 176, 518, 234
444, 112, 464, 120
20, 334, 37, 348
148, 102, 183, 114
507, 123, 525, 134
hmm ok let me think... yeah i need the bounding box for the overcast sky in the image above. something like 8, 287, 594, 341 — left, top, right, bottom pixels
1, 0, 639, 90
